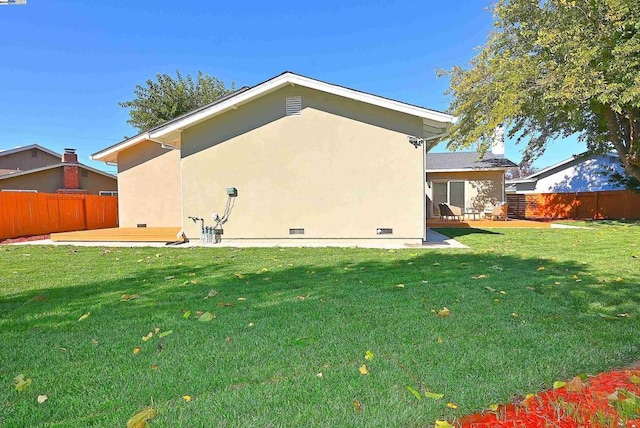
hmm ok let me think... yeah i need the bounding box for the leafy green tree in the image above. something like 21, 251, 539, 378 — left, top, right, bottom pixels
119, 71, 235, 132
439, 0, 640, 182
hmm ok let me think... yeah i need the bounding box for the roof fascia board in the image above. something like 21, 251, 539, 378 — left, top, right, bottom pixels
287, 74, 455, 123
91, 133, 148, 162
93, 72, 456, 162
506, 178, 536, 184
151, 73, 455, 139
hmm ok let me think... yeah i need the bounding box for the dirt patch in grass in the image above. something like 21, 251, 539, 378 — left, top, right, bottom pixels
0, 234, 50, 244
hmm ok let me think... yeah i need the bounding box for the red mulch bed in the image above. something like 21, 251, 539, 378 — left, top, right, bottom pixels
455, 368, 640, 427
0, 234, 50, 244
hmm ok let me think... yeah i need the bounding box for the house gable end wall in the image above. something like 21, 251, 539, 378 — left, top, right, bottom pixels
78, 168, 118, 195
0, 168, 63, 193
117, 140, 181, 227
180, 85, 425, 241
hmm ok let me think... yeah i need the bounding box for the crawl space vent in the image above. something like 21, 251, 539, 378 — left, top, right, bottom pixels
285, 96, 302, 116
376, 228, 393, 235
289, 228, 305, 235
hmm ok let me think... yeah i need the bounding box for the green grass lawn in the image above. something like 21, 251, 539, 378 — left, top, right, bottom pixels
1, 222, 640, 427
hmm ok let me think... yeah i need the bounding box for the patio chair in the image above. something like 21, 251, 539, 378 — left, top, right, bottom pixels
439, 203, 463, 221
487, 203, 508, 221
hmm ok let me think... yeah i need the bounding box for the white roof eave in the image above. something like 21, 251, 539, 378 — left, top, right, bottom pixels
92, 72, 456, 163
91, 134, 148, 163
506, 178, 537, 184
151, 73, 455, 139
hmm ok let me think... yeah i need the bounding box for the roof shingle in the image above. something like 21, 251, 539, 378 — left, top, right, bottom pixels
426, 152, 517, 171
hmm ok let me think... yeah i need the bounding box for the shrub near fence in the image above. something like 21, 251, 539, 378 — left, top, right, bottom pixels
0, 192, 118, 240
507, 190, 640, 220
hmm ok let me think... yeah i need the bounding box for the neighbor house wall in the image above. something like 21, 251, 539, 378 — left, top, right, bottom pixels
117, 141, 181, 227
529, 155, 624, 194
0, 168, 63, 193
180, 85, 425, 242
78, 168, 118, 195
0, 148, 60, 172
0, 167, 117, 194
426, 170, 504, 217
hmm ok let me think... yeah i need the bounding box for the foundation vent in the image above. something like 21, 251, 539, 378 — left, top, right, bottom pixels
376, 228, 393, 235
289, 228, 305, 235
285, 96, 302, 116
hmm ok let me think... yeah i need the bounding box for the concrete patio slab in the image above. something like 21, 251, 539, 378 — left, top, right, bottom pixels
8, 229, 468, 250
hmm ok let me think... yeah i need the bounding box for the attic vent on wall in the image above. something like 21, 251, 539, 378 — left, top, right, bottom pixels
285, 96, 302, 116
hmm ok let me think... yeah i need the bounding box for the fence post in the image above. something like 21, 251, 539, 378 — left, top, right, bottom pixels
83, 195, 88, 230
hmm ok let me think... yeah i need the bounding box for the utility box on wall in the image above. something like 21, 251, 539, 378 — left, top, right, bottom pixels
226, 187, 238, 197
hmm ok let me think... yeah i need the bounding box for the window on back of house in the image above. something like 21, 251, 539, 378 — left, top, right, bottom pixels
449, 181, 465, 209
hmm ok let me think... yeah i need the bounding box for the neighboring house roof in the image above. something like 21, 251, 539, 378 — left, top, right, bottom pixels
507, 151, 618, 184
92, 71, 456, 163
426, 152, 517, 172
0, 143, 61, 159
506, 152, 625, 193
0, 162, 117, 181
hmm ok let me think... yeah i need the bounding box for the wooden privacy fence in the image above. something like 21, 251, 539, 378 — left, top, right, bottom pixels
507, 190, 640, 220
0, 192, 118, 240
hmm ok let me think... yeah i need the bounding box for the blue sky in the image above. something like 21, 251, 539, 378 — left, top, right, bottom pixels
0, 0, 583, 174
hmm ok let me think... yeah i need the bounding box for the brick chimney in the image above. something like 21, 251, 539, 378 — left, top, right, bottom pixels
62, 147, 78, 163
61, 148, 80, 190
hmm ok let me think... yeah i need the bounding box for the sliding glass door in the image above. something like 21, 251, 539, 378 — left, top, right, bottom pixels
432, 181, 465, 216
432, 182, 448, 215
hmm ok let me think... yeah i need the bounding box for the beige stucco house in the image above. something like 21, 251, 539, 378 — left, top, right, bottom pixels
92, 72, 457, 244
